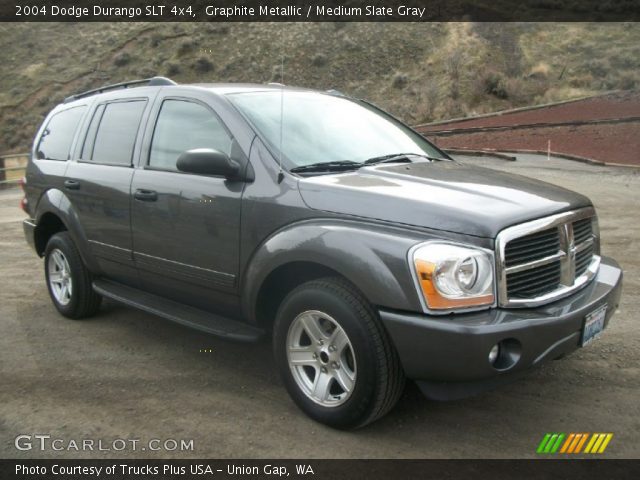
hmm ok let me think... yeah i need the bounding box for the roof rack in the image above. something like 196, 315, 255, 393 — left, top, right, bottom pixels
326, 89, 347, 97
63, 76, 177, 103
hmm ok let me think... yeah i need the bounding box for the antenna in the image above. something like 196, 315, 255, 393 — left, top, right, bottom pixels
277, 25, 285, 184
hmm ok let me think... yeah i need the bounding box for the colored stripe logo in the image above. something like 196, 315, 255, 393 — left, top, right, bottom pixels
537, 433, 613, 454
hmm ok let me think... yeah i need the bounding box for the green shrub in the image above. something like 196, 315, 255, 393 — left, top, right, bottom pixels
586, 59, 610, 78
113, 52, 131, 67
311, 53, 327, 67
193, 57, 214, 73
137, 67, 156, 78
149, 33, 163, 48
482, 71, 509, 99
178, 39, 196, 56
392, 72, 408, 89
617, 72, 639, 90
166, 62, 181, 76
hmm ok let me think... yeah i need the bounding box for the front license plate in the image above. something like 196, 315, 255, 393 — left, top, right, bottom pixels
581, 305, 607, 347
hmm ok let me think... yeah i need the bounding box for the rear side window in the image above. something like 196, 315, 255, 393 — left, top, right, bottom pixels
36, 106, 86, 161
89, 100, 147, 165
80, 104, 105, 160
149, 100, 232, 170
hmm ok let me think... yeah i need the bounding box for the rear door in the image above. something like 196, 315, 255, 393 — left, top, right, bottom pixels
64, 91, 154, 285
131, 91, 245, 316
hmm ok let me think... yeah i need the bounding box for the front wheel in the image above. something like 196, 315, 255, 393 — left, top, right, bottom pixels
273, 277, 405, 429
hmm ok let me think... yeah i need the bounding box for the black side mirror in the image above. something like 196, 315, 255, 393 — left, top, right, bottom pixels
176, 148, 242, 180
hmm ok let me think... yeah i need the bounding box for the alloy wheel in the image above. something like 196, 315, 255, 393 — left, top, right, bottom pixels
48, 248, 73, 305
286, 310, 357, 407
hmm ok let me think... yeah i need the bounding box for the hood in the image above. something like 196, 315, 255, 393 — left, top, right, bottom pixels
297, 161, 592, 238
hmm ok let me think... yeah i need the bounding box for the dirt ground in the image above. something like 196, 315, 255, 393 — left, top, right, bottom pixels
419, 91, 640, 131
428, 121, 640, 166
1, 154, 638, 459
417, 91, 640, 166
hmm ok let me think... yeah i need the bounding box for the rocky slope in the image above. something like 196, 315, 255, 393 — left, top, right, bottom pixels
1, 22, 639, 154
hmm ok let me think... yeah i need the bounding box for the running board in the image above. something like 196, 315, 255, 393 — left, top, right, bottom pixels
92, 279, 264, 342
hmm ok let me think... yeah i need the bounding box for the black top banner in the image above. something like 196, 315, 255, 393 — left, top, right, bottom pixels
2, 0, 640, 21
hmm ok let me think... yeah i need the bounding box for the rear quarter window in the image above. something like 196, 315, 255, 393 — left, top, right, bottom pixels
35, 106, 86, 161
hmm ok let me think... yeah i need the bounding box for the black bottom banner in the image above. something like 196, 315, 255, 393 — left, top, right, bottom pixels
2, 459, 639, 480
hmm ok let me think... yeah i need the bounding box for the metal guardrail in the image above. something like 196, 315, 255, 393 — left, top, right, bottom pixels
0, 153, 28, 186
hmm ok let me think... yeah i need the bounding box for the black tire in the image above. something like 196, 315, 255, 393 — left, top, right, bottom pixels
273, 277, 405, 429
44, 231, 101, 319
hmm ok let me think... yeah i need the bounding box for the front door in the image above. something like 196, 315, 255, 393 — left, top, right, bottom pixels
131, 96, 244, 316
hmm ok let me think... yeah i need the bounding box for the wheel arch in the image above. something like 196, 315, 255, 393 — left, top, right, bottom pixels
34, 211, 67, 256
252, 261, 355, 331
241, 220, 425, 328
33, 189, 98, 272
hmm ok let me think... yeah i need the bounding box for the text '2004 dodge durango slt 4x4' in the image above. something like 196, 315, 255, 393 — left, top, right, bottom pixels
21, 77, 623, 428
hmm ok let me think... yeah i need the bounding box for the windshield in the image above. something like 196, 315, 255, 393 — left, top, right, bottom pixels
227, 91, 446, 170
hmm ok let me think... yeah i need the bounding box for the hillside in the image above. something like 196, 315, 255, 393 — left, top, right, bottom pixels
1, 22, 639, 154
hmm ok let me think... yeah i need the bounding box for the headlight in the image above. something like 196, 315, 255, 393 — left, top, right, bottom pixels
410, 242, 495, 311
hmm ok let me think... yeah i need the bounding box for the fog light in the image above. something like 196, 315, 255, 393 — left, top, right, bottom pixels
488, 344, 500, 365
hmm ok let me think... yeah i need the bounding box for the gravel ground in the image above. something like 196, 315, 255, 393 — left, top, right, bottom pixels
1, 154, 638, 459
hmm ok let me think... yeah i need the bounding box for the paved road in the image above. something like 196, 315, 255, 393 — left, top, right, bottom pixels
1, 155, 638, 458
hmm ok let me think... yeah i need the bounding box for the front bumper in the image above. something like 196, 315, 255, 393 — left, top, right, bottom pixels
379, 256, 623, 400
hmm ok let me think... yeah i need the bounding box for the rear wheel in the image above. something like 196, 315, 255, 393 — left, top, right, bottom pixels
273, 277, 405, 429
44, 232, 101, 319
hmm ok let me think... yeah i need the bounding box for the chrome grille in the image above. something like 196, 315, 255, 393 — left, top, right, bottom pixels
575, 244, 594, 277
507, 259, 561, 298
504, 228, 560, 267
573, 217, 592, 244
496, 208, 600, 308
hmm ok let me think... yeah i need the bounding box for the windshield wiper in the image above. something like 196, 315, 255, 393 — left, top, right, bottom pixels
290, 160, 361, 174
290, 153, 449, 175
363, 153, 446, 165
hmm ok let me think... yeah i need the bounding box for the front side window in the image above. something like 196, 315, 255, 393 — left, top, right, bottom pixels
90, 100, 147, 165
36, 106, 86, 161
228, 91, 446, 169
149, 100, 233, 170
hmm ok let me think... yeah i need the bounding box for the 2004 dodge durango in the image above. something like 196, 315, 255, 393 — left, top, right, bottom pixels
21, 77, 623, 428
